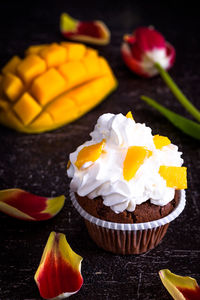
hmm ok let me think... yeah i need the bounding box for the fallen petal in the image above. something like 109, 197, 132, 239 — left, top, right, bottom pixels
60, 13, 110, 45
0, 188, 65, 221
35, 232, 83, 299
159, 269, 200, 300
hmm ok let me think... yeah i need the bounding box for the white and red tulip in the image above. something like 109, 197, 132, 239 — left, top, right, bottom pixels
121, 27, 175, 77
35, 232, 83, 299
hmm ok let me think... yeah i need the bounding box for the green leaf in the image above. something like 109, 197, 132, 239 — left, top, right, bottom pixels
141, 95, 200, 140
155, 62, 200, 122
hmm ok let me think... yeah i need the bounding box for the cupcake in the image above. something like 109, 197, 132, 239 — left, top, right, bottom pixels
67, 112, 187, 254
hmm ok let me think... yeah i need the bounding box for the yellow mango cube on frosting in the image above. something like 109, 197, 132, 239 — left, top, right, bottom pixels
159, 166, 187, 189
75, 140, 105, 169
123, 146, 152, 181
153, 134, 171, 149
0, 42, 117, 133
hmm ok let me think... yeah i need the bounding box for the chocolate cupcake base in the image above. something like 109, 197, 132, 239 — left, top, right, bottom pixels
70, 190, 186, 254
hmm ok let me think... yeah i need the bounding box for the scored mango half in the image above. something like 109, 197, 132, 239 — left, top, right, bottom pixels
0, 42, 117, 133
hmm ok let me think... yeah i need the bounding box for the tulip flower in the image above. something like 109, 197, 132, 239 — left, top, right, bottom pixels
0, 188, 65, 221
121, 27, 175, 78
121, 26, 200, 139
159, 269, 200, 300
35, 232, 83, 299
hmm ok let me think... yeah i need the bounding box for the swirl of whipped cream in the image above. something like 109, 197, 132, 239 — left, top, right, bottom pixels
67, 113, 184, 213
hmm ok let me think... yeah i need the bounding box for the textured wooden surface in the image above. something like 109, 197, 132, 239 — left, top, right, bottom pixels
0, 1, 200, 299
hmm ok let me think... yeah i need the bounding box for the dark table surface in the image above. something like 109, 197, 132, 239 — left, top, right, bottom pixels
0, 1, 200, 299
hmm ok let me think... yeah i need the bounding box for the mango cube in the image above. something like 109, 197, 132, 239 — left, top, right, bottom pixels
123, 146, 152, 181
75, 140, 105, 169
159, 166, 187, 189
3, 73, 24, 101
31, 68, 66, 105
153, 135, 171, 149
61, 42, 86, 60
17, 55, 46, 84
25, 44, 47, 55
2, 56, 21, 75
13, 92, 42, 125
40, 44, 67, 67
58, 61, 87, 89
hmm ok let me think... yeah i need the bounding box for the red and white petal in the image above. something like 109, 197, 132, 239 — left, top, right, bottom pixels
35, 232, 83, 299
0, 188, 65, 221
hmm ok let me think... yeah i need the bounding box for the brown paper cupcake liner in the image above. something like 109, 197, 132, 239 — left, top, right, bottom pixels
70, 190, 186, 254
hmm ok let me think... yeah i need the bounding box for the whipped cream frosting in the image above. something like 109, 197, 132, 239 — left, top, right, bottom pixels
67, 113, 184, 213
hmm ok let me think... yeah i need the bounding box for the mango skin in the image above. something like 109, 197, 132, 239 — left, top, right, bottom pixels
0, 42, 117, 133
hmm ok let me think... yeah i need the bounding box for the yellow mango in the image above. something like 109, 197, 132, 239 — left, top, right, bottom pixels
159, 166, 187, 189
123, 146, 152, 181
17, 55, 46, 84
61, 42, 86, 60
75, 140, 105, 169
31, 68, 66, 105
2, 73, 24, 101
0, 42, 117, 133
39, 43, 67, 67
2, 56, 21, 75
153, 135, 171, 149
25, 45, 47, 55
126, 111, 134, 120
58, 61, 87, 89
13, 92, 42, 125
29, 112, 53, 130
46, 94, 77, 124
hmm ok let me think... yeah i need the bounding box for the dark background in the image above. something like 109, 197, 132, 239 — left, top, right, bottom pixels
0, 1, 200, 299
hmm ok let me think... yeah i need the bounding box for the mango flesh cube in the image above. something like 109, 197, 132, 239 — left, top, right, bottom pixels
75, 140, 105, 169
159, 166, 187, 189
13, 92, 42, 125
61, 42, 86, 60
46, 94, 77, 123
2, 56, 21, 75
29, 112, 53, 130
58, 61, 87, 89
123, 146, 152, 181
39, 44, 67, 67
126, 111, 134, 120
82, 55, 100, 77
153, 135, 171, 149
25, 44, 48, 55
3, 73, 24, 101
31, 68, 67, 105
17, 55, 46, 85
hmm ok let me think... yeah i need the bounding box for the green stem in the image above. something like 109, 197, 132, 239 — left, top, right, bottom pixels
141, 95, 200, 140
155, 62, 200, 122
